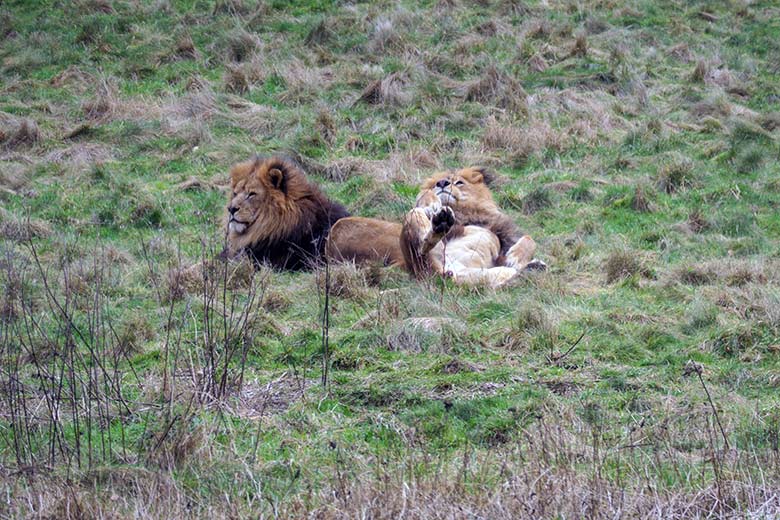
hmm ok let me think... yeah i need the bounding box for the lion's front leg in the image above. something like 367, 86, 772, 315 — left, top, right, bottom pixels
400, 191, 454, 278
504, 235, 547, 271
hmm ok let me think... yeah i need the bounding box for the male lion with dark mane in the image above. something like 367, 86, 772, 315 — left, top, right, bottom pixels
226, 156, 350, 270
226, 156, 544, 287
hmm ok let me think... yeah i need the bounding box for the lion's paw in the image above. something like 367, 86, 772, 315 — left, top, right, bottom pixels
523, 258, 547, 272
431, 206, 455, 235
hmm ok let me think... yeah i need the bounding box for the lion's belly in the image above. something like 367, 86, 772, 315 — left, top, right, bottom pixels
431, 226, 500, 271
430, 227, 517, 287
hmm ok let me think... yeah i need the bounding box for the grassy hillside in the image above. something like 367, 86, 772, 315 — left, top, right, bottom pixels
1, 0, 779, 517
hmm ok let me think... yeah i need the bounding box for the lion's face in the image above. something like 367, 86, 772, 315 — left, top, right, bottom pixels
228, 159, 282, 236
228, 166, 269, 235
419, 167, 497, 213
226, 157, 301, 251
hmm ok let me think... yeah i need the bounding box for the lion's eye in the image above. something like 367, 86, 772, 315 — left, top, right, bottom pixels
247, 192, 257, 199
455, 180, 465, 186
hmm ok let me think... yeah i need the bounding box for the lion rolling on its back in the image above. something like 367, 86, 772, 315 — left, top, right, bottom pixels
327, 165, 546, 287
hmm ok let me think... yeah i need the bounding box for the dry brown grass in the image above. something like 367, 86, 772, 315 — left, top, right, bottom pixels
605, 249, 649, 283
357, 72, 411, 106
461, 65, 528, 116
276, 58, 333, 103
481, 116, 564, 163
0, 116, 41, 150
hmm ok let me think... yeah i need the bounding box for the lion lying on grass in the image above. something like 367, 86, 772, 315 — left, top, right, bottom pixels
328, 166, 545, 288
226, 156, 544, 287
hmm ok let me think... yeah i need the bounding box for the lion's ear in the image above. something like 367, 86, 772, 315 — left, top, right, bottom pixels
268, 168, 285, 191
460, 167, 486, 185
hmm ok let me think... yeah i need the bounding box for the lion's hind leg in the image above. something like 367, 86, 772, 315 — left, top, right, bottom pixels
504, 235, 547, 271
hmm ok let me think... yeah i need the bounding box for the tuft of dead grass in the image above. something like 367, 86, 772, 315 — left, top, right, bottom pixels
276, 58, 333, 103
481, 116, 563, 164
657, 155, 695, 193
0, 209, 52, 241
357, 72, 411, 106
1, 118, 41, 150
605, 250, 650, 283
461, 65, 528, 116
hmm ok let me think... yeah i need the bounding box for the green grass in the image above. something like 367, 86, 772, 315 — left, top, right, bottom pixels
1, 0, 780, 517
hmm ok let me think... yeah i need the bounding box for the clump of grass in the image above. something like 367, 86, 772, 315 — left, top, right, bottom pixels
676, 265, 714, 286
630, 185, 654, 212
570, 32, 587, 57
729, 119, 774, 147
605, 249, 648, 283
305, 19, 333, 47
0, 209, 52, 241
758, 112, 780, 132
733, 145, 765, 174
716, 210, 756, 238
315, 107, 337, 145
496, 304, 555, 351
226, 28, 260, 62
322, 263, 371, 299
568, 181, 593, 202
687, 210, 710, 233
223, 60, 264, 94
367, 11, 412, 54
82, 77, 118, 121
1, 118, 41, 149
521, 187, 552, 215
357, 72, 410, 106
688, 96, 731, 120
689, 59, 708, 83
462, 65, 528, 116
657, 155, 695, 193
173, 34, 199, 61
708, 327, 754, 357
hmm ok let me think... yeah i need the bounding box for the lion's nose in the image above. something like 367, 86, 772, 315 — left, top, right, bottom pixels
228, 206, 238, 215
436, 179, 450, 189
